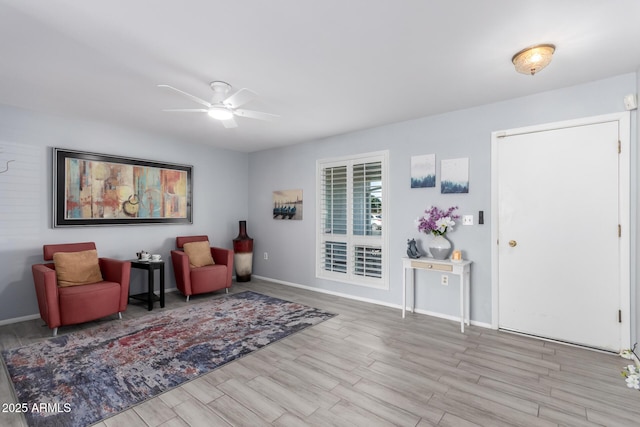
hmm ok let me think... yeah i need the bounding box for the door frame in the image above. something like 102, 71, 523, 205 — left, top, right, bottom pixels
490, 112, 631, 350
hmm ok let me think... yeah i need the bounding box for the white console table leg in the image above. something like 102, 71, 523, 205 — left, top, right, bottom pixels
402, 267, 407, 318
411, 268, 416, 314
464, 269, 471, 328
459, 272, 465, 333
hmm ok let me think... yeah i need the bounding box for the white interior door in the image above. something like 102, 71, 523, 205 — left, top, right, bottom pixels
496, 119, 625, 351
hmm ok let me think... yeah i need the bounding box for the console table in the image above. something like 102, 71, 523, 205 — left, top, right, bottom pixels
130, 259, 165, 311
402, 257, 472, 332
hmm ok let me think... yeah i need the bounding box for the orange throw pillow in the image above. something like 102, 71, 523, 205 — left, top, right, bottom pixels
183, 241, 215, 268
53, 249, 104, 287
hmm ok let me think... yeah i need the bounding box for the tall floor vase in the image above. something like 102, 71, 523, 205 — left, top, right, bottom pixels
233, 221, 254, 282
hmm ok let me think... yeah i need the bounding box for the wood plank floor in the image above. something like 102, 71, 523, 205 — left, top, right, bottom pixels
1, 278, 639, 426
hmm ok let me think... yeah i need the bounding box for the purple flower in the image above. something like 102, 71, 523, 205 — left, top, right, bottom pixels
416, 206, 459, 236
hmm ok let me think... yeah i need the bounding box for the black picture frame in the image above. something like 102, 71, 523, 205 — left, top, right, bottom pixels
53, 148, 193, 227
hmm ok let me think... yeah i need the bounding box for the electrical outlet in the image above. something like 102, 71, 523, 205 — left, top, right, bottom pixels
441, 274, 448, 286
462, 215, 473, 225
263, 252, 268, 260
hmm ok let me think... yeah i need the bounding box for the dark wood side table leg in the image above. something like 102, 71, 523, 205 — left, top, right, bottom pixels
160, 263, 165, 308
148, 265, 154, 311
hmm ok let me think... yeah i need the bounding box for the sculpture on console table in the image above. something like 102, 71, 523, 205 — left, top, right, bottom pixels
406, 238, 421, 259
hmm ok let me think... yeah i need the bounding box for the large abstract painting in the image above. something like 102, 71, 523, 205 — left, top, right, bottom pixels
54, 148, 192, 227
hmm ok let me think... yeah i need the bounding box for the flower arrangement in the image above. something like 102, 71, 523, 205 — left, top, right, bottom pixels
416, 206, 460, 236
621, 344, 640, 390
622, 364, 640, 390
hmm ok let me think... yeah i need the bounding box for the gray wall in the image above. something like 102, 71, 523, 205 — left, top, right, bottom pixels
1, 73, 637, 339
0, 105, 248, 322
248, 73, 638, 333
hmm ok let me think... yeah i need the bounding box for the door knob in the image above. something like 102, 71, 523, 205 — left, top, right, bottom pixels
509, 240, 517, 247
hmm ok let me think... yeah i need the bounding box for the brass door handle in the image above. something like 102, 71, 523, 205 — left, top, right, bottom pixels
509, 240, 517, 247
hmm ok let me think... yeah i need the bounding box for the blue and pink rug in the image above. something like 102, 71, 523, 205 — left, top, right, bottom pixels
1, 291, 335, 427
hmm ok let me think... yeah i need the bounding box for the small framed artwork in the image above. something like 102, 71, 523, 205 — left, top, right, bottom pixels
273, 189, 303, 220
53, 148, 193, 227
441, 157, 469, 194
410, 154, 436, 188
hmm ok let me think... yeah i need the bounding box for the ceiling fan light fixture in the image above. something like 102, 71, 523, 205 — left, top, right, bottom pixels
160, 81, 273, 127
207, 106, 233, 121
512, 43, 556, 75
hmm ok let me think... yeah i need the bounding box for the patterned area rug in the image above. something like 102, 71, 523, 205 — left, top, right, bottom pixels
1, 291, 335, 427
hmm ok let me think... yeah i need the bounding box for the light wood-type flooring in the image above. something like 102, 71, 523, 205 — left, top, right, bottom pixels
1, 278, 639, 426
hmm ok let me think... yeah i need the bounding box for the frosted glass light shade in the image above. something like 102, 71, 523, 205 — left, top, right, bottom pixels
207, 107, 234, 120
512, 44, 555, 75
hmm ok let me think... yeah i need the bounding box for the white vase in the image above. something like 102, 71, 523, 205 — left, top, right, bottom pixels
429, 234, 452, 260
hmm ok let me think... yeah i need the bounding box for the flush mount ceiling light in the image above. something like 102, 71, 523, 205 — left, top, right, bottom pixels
512, 44, 556, 75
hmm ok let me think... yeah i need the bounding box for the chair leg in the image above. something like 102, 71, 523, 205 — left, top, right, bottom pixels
186, 295, 190, 302
225, 288, 229, 294
52, 328, 58, 337
118, 312, 122, 320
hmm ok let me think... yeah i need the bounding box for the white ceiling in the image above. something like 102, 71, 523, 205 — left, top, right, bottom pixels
1, 0, 639, 152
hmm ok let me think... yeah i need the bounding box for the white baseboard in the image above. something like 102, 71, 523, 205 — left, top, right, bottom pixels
0, 313, 41, 326
0, 288, 182, 327
253, 275, 491, 329
0, 282, 492, 330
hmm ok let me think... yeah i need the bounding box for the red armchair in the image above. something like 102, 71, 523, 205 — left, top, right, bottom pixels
32, 242, 131, 336
171, 235, 233, 301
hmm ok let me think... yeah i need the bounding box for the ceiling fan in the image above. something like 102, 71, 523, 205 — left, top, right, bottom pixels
158, 81, 279, 128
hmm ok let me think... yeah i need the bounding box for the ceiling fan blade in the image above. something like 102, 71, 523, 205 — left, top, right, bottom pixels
221, 117, 238, 128
162, 108, 208, 113
234, 109, 280, 121
223, 88, 257, 109
158, 84, 211, 108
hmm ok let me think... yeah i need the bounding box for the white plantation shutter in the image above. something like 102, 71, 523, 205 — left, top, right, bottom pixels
354, 245, 382, 278
320, 165, 348, 274
353, 161, 382, 236
321, 165, 347, 235
317, 152, 388, 289
322, 241, 347, 273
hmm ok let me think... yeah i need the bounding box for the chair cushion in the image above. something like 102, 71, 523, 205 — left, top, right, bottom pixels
190, 264, 228, 294
183, 241, 215, 268
58, 281, 121, 325
53, 249, 104, 287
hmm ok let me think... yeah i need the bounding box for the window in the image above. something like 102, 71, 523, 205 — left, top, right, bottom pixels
316, 151, 388, 289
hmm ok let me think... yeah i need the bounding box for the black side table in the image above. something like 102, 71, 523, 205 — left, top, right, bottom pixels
129, 259, 165, 311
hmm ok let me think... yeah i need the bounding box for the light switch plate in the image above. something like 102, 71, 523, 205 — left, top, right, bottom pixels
462, 215, 473, 225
